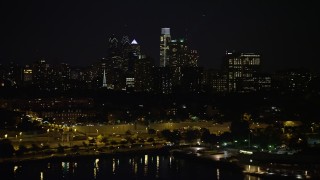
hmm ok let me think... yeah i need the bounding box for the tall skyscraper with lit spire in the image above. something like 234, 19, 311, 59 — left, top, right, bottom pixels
160, 28, 171, 67
102, 69, 107, 87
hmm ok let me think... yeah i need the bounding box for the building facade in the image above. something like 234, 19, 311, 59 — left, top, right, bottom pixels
160, 28, 171, 67
224, 52, 261, 92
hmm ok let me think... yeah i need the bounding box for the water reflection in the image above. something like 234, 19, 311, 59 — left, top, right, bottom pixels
112, 158, 115, 174
144, 155, 148, 176
14, 165, 18, 174
93, 158, 99, 179
6, 154, 246, 180
62, 161, 69, 178
243, 163, 320, 180
156, 155, 160, 178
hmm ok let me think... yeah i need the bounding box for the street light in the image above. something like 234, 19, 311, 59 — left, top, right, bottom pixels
47, 129, 50, 142
96, 129, 99, 135
4, 134, 8, 138
248, 130, 253, 148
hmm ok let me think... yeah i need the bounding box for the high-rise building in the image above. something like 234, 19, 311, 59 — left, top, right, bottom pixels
102, 69, 107, 88
108, 34, 119, 57
168, 38, 188, 86
134, 56, 153, 92
32, 59, 53, 90
160, 28, 171, 67
153, 67, 172, 94
224, 51, 261, 92
23, 65, 33, 83
188, 50, 199, 67
253, 73, 271, 91
167, 37, 199, 90
180, 67, 203, 93
203, 69, 227, 93
168, 38, 188, 67
271, 68, 312, 92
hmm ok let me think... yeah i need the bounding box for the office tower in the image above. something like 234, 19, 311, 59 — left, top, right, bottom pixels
160, 28, 171, 67
224, 51, 261, 92
181, 67, 203, 93
108, 34, 119, 57
168, 38, 188, 67
125, 39, 142, 91
203, 69, 227, 93
153, 67, 172, 94
8, 62, 22, 87
271, 68, 312, 92
120, 35, 131, 59
102, 69, 107, 87
134, 56, 153, 92
168, 38, 188, 86
23, 65, 33, 82
32, 59, 52, 90
130, 39, 141, 55
254, 73, 271, 91
188, 50, 199, 67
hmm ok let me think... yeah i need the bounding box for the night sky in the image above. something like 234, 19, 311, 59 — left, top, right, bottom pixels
0, 0, 319, 72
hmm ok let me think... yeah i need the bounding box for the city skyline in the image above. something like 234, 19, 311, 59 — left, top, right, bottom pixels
0, 1, 319, 72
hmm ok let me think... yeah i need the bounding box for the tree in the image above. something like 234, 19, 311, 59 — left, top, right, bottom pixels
161, 129, 172, 140
101, 137, 109, 144
89, 138, 96, 144
185, 129, 201, 143
57, 144, 64, 153
219, 132, 233, 142
16, 144, 28, 156
161, 129, 181, 144
0, 139, 14, 158
125, 130, 132, 135
230, 120, 250, 140
71, 145, 79, 152
97, 134, 104, 142
148, 128, 156, 135
125, 137, 136, 144
42, 145, 50, 150
200, 128, 211, 144
82, 141, 88, 147
31, 143, 40, 152
110, 140, 118, 145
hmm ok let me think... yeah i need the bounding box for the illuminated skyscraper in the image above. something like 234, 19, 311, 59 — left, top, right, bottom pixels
224, 51, 261, 92
134, 56, 153, 92
23, 65, 32, 82
160, 28, 171, 67
102, 69, 107, 87
188, 50, 199, 67
108, 34, 119, 57
168, 38, 188, 67
168, 38, 188, 86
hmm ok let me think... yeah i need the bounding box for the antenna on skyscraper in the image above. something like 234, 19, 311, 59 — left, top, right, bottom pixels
102, 69, 107, 88
185, 28, 189, 42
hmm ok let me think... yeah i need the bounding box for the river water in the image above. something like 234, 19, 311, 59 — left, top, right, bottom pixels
1, 154, 249, 180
